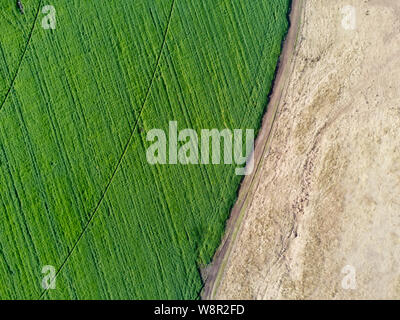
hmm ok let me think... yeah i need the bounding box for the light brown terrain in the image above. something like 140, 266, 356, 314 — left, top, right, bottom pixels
206, 0, 400, 299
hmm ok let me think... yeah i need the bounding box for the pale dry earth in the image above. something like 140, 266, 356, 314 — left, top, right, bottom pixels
212, 0, 400, 299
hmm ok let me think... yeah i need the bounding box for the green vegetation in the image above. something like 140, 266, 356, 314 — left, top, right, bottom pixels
0, 0, 290, 299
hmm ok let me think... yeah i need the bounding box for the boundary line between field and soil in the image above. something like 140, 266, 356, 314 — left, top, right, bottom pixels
38, 0, 176, 299
0, 0, 42, 112
201, 0, 305, 300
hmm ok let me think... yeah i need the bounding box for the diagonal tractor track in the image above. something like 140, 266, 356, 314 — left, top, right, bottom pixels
0, 0, 43, 113
38, 0, 176, 299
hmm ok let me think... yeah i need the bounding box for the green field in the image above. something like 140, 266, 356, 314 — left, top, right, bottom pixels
0, 0, 290, 299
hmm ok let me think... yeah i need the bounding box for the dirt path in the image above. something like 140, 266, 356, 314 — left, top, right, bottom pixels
206, 0, 400, 300
201, 0, 304, 300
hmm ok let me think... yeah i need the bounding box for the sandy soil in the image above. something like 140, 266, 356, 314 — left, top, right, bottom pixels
206, 0, 400, 299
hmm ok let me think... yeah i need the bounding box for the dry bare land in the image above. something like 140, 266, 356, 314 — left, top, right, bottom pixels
208, 0, 400, 299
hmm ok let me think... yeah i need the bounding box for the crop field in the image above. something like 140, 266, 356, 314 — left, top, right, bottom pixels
0, 0, 290, 299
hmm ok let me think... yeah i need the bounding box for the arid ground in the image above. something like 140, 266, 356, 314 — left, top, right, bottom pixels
204, 0, 400, 299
